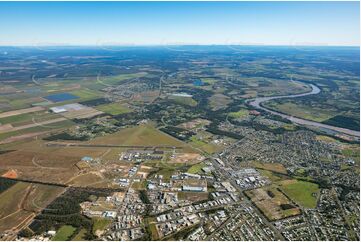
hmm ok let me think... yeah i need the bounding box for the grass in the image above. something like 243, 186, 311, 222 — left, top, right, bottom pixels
95, 102, 132, 115
0, 111, 61, 127
89, 124, 195, 152
97, 72, 148, 85
264, 101, 336, 122
189, 136, 219, 154
187, 162, 205, 174
92, 217, 112, 234
52, 225, 76, 241
169, 96, 198, 107
70, 89, 102, 100
278, 180, 320, 208
229, 109, 249, 118
72, 229, 87, 241
245, 186, 301, 221
0, 182, 30, 217
252, 162, 287, 174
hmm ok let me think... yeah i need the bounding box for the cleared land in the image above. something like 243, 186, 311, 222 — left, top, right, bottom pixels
0, 182, 64, 232
0, 106, 44, 118
246, 186, 301, 221
88, 124, 196, 152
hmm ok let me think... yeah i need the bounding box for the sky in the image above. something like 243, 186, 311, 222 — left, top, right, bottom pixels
0, 1, 359, 46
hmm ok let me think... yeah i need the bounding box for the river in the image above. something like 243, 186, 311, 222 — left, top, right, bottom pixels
248, 84, 360, 137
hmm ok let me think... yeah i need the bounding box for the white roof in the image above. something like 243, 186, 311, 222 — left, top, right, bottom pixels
50, 107, 67, 113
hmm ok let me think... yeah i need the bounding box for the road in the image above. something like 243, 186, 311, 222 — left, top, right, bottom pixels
248, 84, 360, 137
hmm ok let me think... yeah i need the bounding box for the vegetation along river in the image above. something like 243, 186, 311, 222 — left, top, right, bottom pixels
248, 84, 360, 137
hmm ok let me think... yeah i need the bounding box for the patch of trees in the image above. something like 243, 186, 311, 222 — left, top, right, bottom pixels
322, 115, 360, 131
206, 124, 243, 140
28, 187, 112, 240
160, 126, 195, 141
79, 98, 112, 107
43, 132, 89, 141
0, 177, 17, 194
139, 190, 151, 204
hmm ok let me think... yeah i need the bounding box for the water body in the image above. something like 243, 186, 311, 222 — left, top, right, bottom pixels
248, 84, 360, 137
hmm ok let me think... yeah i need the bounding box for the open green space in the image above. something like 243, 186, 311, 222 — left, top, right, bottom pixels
70, 89, 103, 100
229, 108, 249, 118
89, 124, 196, 152
72, 228, 87, 241
95, 102, 132, 115
52, 225, 76, 241
278, 180, 320, 208
92, 217, 112, 234
168, 96, 198, 107
264, 101, 337, 122
187, 162, 206, 174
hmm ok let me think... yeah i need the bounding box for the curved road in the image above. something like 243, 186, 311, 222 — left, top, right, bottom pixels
248, 84, 360, 137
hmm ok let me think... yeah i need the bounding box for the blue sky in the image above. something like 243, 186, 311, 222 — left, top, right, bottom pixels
0, 1, 359, 46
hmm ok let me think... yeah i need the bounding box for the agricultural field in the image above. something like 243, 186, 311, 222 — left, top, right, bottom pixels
0, 44, 359, 241
95, 102, 132, 115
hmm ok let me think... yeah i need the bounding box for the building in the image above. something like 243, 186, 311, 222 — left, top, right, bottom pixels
182, 185, 207, 192
103, 211, 117, 218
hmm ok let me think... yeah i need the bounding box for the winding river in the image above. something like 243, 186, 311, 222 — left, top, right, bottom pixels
248, 84, 360, 137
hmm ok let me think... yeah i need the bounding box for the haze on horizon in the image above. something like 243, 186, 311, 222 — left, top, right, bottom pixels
0, 1, 359, 47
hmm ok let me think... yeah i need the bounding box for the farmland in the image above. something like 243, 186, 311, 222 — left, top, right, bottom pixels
0, 45, 359, 241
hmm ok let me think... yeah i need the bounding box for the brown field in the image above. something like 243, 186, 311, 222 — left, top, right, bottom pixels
0, 131, 49, 144
66, 172, 104, 187
61, 107, 103, 119
177, 118, 211, 130
0, 150, 79, 184
208, 93, 232, 110
132, 90, 159, 103
178, 192, 209, 202
0, 106, 44, 118
0, 182, 64, 233
88, 124, 196, 153
23, 184, 65, 212
252, 162, 288, 174
245, 186, 301, 221
0, 124, 13, 132
0, 117, 67, 134
169, 153, 205, 164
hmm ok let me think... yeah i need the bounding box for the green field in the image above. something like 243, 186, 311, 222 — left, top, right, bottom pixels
187, 162, 205, 174
97, 72, 148, 85
52, 225, 76, 241
169, 96, 198, 107
189, 136, 219, 154
279, 180, 320, 208
92, 217, 112, 234
95, 103, 132, 115
264, 101, 337, 122
70, 89, 102, 100
89, 124, 195, 152
72, 229, 87, 241
0, 112, 61, 127
228, 108, 249, 118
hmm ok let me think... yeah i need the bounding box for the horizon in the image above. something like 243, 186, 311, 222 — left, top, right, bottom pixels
0, 1, 359, 46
